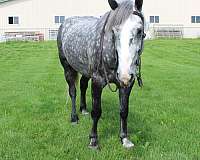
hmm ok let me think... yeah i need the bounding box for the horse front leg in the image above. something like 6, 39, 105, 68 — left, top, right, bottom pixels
89, 79, 103, 149
119, 82, 134, 148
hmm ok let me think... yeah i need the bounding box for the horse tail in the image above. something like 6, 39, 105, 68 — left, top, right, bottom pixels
57, 24, 66, 69
57, 24, 63, 52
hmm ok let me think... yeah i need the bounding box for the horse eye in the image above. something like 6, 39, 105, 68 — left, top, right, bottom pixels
137, 29, 142, 36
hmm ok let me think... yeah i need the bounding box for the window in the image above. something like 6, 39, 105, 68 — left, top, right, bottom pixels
55, 16, 65, 24
155, 16, 159, 23
191, 16, 200, 23
150, 16, 159, 23
191, 16, 196, 23
60, 16, 65, 23
150, 16, 154, 23
55, 16, 59, 23
196, 16, 200, 23
8, 16, 19, 24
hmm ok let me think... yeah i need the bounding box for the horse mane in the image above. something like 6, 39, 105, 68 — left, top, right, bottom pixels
105, 0, 134, 32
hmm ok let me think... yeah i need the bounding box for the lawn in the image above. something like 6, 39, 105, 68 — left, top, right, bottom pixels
0, 39, 200, 160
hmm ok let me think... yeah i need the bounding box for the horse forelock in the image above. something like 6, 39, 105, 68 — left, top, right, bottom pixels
105, 0, 135, 32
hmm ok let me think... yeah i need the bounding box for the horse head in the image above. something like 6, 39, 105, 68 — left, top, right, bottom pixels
108, 0, 145, 87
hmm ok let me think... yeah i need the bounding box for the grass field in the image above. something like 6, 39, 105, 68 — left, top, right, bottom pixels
0, 39, 200, 160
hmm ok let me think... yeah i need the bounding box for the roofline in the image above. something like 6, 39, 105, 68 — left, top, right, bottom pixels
0, 0, 15, 4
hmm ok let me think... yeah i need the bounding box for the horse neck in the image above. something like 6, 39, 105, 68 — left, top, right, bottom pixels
90, 12, 117, 78
99, 16, 118, 70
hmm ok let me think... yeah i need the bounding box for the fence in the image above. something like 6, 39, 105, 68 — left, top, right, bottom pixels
0, 28, 59, 42
152, 24, 184, 38
146, 25, 200, 39
0, 26, 200, 42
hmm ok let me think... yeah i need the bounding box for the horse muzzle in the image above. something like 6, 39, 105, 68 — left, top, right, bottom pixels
116, 73, 135, 88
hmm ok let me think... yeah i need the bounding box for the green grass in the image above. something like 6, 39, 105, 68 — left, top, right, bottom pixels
0, 39, 200, 160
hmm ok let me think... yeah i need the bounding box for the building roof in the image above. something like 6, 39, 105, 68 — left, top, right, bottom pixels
0, 0, 12, 4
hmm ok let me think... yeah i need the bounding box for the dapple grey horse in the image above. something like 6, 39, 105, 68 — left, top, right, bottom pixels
57, 0, 145, 149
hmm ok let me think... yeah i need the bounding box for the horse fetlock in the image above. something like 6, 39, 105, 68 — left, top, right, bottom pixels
89, 137, 99, 149
80, 106, 89, 115
71, 114, 79, 124
120, 132, 127, 140
81, 109, 89, 115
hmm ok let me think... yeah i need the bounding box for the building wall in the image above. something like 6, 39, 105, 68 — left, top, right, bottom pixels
143, 0, 200, 38
143, 0, 184, 25
143, 0, 200, 25
0, 0, 200, 39
0, 0, 33, 28
0, 0, 109, 28
31, 0, 110, 28
0, 0, 110, 39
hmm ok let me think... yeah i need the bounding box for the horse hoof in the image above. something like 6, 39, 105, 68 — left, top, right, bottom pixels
81, 109, 89, 115
88, 144, 99, 150
88, 138, 99, 150
71, 121, 78, 125
122, 138, 134, 148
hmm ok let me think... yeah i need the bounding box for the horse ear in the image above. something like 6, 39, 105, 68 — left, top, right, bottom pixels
108, 0, 118, 10
135, 0, 143, 11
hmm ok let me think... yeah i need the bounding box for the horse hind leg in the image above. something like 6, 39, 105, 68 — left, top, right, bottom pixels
80, 75, 90, 115
57, 31, 79, 123
64, 67, 79, 124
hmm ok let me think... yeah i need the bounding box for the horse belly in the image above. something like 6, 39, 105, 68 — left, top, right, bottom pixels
66, 45, 90, 76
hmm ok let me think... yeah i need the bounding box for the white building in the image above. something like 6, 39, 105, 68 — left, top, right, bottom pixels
143, 0, 200, 38
0, 0, 200, 40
